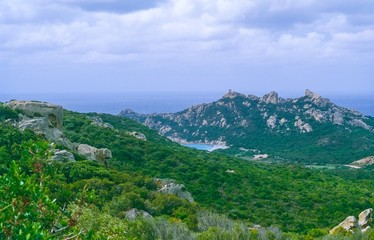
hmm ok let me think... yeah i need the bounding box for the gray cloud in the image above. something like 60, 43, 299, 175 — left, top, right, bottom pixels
1, 0, 373, 94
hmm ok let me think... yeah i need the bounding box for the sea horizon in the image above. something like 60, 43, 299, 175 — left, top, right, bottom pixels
1, 92, 373, 116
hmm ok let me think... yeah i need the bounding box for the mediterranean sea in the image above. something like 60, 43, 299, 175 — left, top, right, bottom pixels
1, 92, 373, 116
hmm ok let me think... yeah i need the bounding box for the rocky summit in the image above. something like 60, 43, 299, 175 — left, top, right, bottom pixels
120, 90, 374, 164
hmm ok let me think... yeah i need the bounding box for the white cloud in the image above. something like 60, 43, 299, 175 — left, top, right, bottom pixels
0, 0, 373, 66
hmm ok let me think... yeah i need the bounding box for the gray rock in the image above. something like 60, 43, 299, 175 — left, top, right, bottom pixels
294, 119, 313, 133
222, 90, 246, 99
266, 116, 277, 129
358, 208, 372, 229
6, 100, 63, 129
261, 91, 278, 104
156, 179, 194, 202
125, 208, 152, 221
89, 116, 114, 129
51, 150, 75, 162
17, 117, 75, 148
77, 144, 112, 162
127, 131, 147, 141
330, 216, 357, 234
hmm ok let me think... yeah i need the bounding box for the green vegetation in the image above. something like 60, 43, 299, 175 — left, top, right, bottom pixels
123, 94, 374, 164
1, 104, 374, 239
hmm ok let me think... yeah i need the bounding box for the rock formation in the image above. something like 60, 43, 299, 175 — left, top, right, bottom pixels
351, 156, 374, 167
51, 150, 75, 162
89, 116, 114, 129
6, 100, 63, 129
5, 100, 113, 165
127, 131, 147, 141
125, 208, 152, 221
329, 216, 357, 234
330, 209, 373, 234
261, 91, 279, 104
77, 144, 112, 163
358, 208, 373, 231
156, 179, 194, 202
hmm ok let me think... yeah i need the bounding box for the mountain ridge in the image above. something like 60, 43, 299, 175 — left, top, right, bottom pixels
120, 89, 374, 164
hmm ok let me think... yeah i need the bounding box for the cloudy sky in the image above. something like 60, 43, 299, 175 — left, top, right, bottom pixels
1, 0, 373, 95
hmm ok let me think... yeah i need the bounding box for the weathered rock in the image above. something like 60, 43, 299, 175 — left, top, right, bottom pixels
89, 116, 114, 129
51, 150, 75, 162
17, 117, 75, 149
358, 208, 373, 229
125, 208, 152, 221
222, 90, 246, 99
127, 131, 147, 141
77, 144, 112, 162
329, 216, 357, 234
294, 119, 313, 133
351, 156, 374, 167
156, 179, 194, 202
261, 91, 278, 104
6, 100, 63, 129
267, 116, 277, 129
330, 209, 373, 234
305, 89, 320, 99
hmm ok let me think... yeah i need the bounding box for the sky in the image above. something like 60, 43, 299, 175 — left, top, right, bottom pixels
1, 0, 373, 96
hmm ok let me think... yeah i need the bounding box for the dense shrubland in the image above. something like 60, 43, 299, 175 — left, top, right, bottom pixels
1, 104, 374, 239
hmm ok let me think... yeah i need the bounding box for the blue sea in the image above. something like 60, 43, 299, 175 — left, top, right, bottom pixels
0, 92, 373, 116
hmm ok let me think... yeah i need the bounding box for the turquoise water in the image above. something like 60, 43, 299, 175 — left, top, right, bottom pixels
183, 144, 216, 151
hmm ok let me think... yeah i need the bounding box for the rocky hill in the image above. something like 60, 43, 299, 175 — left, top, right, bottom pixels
120, 89, 374, 164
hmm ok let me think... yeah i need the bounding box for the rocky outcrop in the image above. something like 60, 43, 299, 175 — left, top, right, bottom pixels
330, 216, 357, 234
261, 91, 278, 104
6, 100, 113, 165
351, 156, 374, 167
330, 209, 373, 234
222, 90, 247, 99
127, 131, 147, 141
125, 208, 152, 221
77, 144, 112, 162
6, 100, 63, 129
89, 116, 114, 129
156, 179, 194, 202
294, 119, 313, 133
358, 208, 373, 230
51, 150, 75, 162
17, 117, 75, 149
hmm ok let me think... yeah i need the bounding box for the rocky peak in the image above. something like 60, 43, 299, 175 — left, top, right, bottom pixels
222, 90, 246, 99
304, 89, 331, 107
261, 91, 279, 104
305, 89, 321, 99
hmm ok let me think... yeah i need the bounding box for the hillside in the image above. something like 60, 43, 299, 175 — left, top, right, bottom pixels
1, 100, 374, 239
120, 90, 374, 164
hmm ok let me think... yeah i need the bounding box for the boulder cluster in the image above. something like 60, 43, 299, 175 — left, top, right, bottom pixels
5, 100, 112, 165
329, 208, 373, 234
